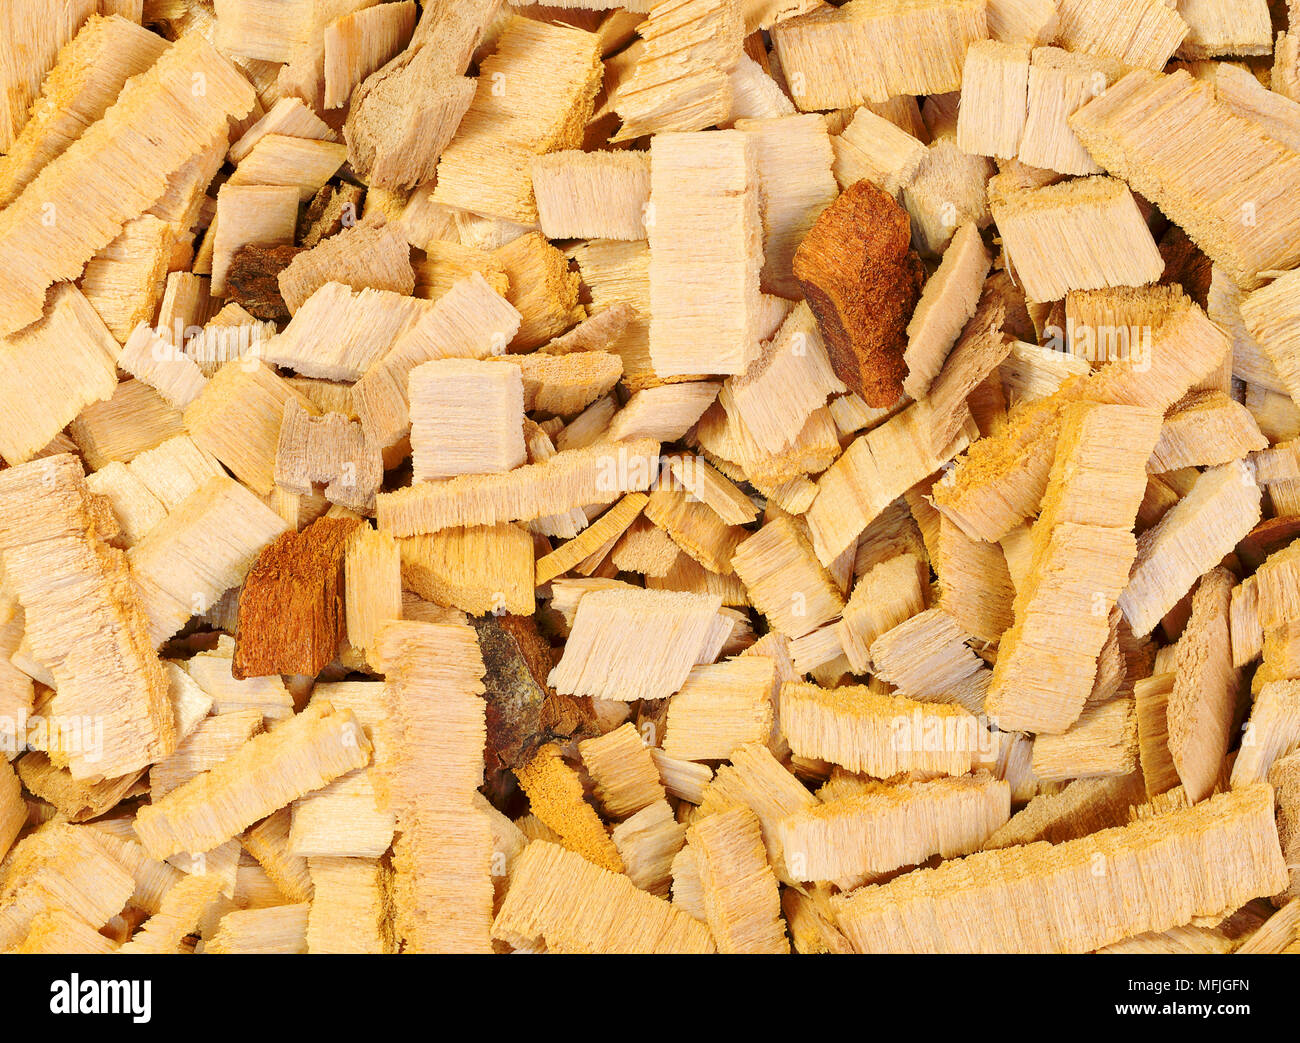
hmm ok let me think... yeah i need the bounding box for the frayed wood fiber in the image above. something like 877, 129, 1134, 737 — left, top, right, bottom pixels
0, 34, 256, 336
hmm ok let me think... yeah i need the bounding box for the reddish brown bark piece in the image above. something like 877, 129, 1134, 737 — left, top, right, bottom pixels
471, 613, 597, 797
226, 243, 302, 320
792, 179, 925, 408
233, 516, 364, 679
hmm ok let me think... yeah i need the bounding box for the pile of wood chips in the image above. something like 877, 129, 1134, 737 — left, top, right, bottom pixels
4, 0, 1300, 955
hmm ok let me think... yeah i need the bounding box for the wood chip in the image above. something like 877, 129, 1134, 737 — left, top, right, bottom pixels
492, 839, 714, 952
372, 619, 493, 952
648, 130, 763, 378
550, 587, 723, 703
134, 701, 372, 860
991, 175, 1164, 302
771, 0, 987, 110
834, 784, 1286, 953
779, 773, 1010, 889
780, 682, 983, 778
688, 806, 788, 953
0, 455, 174, 778
1071, 68, 1300, 290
